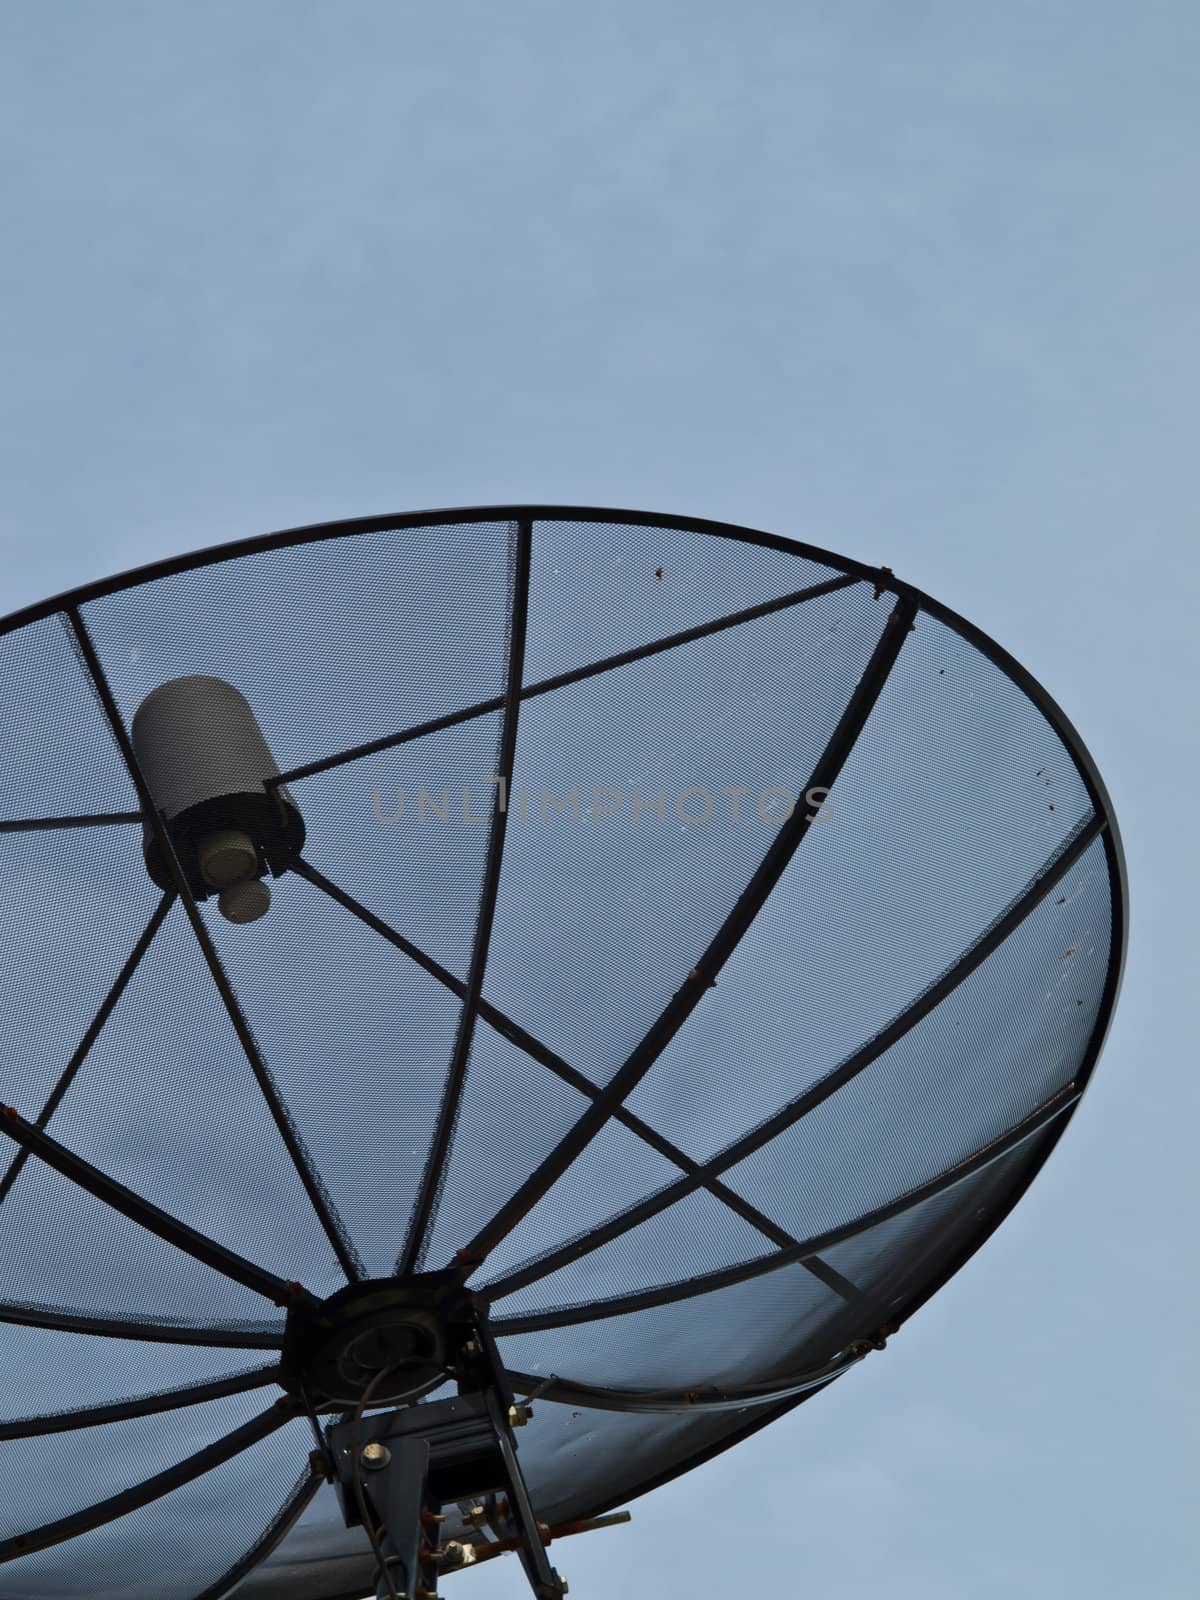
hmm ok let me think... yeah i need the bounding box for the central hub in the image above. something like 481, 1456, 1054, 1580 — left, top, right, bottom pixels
282, 1275, 478, 1409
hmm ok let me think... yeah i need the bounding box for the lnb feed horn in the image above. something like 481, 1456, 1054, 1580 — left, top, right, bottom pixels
131, 674, 305, 922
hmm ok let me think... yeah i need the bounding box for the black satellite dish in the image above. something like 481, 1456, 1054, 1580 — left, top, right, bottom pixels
0, 507, 1124, 1600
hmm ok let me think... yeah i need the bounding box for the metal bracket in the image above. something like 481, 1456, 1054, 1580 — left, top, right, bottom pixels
329, 1388, 566, 1600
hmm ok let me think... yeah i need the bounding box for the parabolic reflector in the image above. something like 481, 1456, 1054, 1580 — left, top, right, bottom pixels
0, 507, 1125, 1599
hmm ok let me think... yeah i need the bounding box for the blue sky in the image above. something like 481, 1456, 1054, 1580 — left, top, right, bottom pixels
1, 4, 1197, 1597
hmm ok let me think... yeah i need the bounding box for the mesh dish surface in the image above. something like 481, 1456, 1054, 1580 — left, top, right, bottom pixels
0, 507, 1125, 1599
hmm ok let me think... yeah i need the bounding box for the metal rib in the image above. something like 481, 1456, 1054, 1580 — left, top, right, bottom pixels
503, 1345, 869, 1414
0, 1105, 303, 1307
0, 1400, 296, 1564
269, 571, 860, 789
491, 1082, 1079, 1333
0, 890, 175, 1207
0, 1364, 283, 1440
0, 1300, 283, 1347
398, 514, 532, 1274
188, 1469, 322, 1600
65, 607, 363, 1283
0, 811, 142, 833
290, 858, 856, 1302
477, 811, 1104, 1303
458, 596, 919, 1277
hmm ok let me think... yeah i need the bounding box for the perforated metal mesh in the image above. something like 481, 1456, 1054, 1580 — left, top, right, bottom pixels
624, 612, 1099, 1161
0, 1419, 311, 1600
0, 508, 1123, 1599
42, 900, 349, 1294
0, 614, 135, 819
0, 1152, 280, 1327
0, 1388, 278, 1543
484, 581, 889, 1087
522, 516, 845, 684
0, 825, 161, 1123
475, 1116, 692, 1290
0, 1324, 274, 1426
719, 831, 1110, 1238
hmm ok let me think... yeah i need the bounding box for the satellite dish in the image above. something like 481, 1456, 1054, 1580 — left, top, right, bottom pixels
0, 507, 1124, 1600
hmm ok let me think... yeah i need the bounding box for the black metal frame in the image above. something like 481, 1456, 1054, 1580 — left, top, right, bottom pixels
0, 506, 1127, 1599
327, 1343, 567, 1600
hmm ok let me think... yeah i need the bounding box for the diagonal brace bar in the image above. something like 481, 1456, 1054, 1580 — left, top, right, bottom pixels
269, 571, 861, 791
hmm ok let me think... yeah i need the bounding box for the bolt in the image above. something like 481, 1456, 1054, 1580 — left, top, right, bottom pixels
463, 1505, 488, 1527
441, 1542, 478, 1569
508, 1403, 533, 1428
360, 1441, 391, 1470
